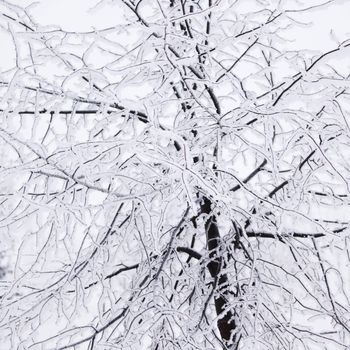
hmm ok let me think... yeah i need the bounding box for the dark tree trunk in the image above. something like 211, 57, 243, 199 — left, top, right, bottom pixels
200, 197, 238, 347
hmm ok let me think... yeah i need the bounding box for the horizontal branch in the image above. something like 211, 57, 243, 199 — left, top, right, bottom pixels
308, 190, 348, 198
176, 246, 202, 260
0, 80, 149, 123
246, 231, 325, 239
105, 263, 139, 279
1, 109, 110, 115
0, 107, 148, 122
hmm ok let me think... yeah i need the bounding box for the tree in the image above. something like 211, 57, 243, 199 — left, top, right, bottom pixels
0, 0, 350, 349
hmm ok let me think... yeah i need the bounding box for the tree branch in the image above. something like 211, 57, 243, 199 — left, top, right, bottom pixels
176, 246, 202, 260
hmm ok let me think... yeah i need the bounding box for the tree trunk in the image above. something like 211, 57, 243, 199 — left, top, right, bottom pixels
200, 197, 238, 347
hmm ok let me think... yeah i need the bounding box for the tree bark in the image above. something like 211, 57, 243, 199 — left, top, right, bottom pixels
200, 197, 238, 347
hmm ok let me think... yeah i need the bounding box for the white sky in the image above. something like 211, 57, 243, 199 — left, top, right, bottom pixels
1, 0, 350, 70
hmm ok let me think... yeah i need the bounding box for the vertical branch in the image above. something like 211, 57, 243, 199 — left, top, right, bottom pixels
200, 196, 239, 346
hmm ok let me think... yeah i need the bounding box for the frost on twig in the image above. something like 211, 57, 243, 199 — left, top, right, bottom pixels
0, 0, 350, 349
